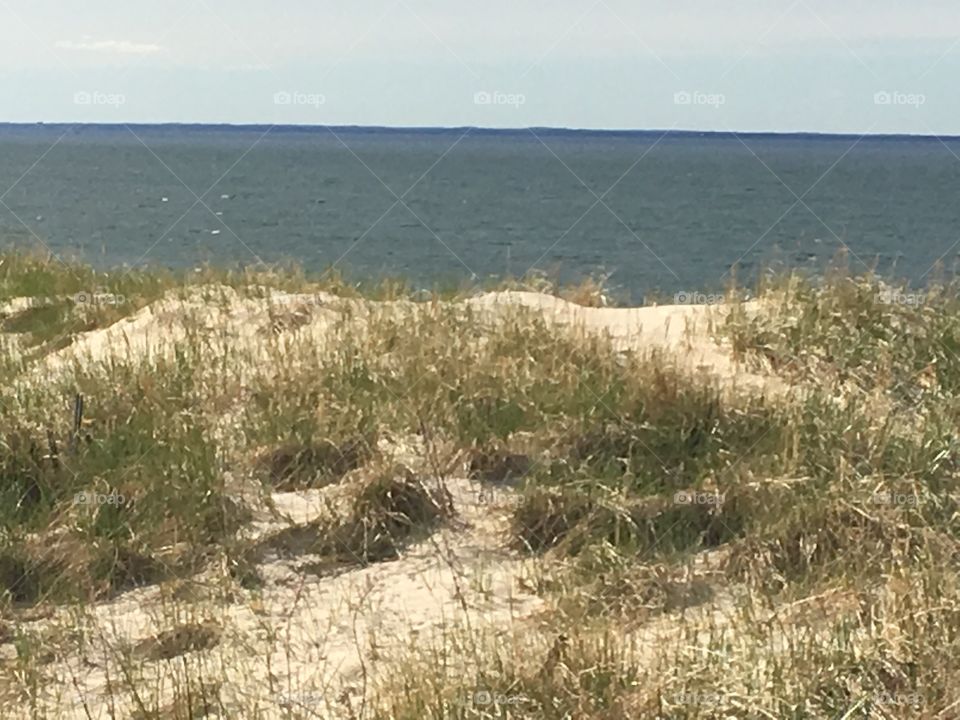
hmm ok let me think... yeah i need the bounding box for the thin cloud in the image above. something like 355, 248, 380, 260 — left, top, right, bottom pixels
55, 39, 163, 55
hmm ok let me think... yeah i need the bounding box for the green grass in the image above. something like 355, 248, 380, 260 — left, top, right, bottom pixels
0, 252, 958, 718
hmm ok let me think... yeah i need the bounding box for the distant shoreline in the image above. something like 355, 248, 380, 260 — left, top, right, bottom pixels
2, 122, 959, 142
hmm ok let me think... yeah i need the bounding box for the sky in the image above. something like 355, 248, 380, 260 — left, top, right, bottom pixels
1, 0, 958, 134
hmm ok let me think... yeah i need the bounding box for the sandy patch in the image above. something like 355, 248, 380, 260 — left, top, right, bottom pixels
1, 474, 539, 719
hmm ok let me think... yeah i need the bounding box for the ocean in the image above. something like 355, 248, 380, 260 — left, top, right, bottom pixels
1, 124, 958, 301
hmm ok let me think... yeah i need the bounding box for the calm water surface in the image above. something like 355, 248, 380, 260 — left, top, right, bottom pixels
1, 124, 958, 300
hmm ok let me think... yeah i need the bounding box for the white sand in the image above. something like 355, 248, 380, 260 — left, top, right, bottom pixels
0, 289, 781, 719
25, 287, 774, 394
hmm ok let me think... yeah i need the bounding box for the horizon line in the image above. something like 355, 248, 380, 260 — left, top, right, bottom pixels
2, 122, 959, 141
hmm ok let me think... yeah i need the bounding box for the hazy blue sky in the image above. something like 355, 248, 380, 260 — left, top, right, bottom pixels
2, 0, 958, 133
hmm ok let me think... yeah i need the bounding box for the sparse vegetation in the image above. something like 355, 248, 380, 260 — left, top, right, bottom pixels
0, 250, 957, 718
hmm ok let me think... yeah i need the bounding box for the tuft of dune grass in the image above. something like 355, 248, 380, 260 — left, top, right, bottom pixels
254, 462, 452, 569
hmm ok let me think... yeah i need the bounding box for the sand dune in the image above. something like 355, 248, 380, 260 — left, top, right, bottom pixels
1, 288, 787, 719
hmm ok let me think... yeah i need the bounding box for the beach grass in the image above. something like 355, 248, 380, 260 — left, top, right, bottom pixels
0, 249, 957, 718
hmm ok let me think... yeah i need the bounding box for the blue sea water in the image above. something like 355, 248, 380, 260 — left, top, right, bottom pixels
1, 124, 958, 301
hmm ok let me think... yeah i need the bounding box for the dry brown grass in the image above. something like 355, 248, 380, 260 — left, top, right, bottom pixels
0, 255, 957, 718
